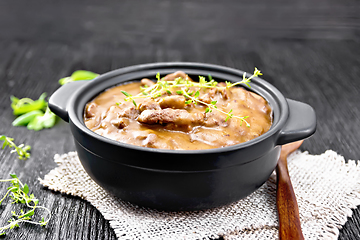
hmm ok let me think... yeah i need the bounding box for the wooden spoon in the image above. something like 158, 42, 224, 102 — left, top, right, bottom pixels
276, 140, 304, 240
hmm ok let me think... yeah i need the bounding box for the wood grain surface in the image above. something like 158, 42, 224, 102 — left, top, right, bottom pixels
0, 1, 359, 239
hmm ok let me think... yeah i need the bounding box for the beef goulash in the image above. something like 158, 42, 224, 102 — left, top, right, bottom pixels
84, 71, 272, 150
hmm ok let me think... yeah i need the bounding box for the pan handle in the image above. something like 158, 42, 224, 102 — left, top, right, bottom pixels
276, 99, 316, 145
49, 81, 89, 122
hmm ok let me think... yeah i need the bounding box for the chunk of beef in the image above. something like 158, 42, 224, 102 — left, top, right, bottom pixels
142, 133, 157, 148
107, 105, 139, 120
137, 108, 204, 126
203, 111, 229, 127
138, 99, 161, 112
216, 82, 231, 99
110, 117, 129, 129
162, 71, 192, 82
85, 103, 97, 118
141, 78, 155, 87
198, 93, 211, 104
158, 95, 186, 109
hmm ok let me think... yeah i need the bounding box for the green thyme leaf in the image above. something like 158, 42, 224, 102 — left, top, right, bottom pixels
22, 184, 29, 194
121, 91, 131, 97
10, 174, 17, 179
194, 91, 200, 98
132, 100, 137, 107
156, 72, 161, 81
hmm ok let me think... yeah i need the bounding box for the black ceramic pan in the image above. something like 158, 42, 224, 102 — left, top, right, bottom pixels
49, 62, 316, 210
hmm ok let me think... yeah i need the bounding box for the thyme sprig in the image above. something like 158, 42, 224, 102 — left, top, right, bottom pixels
0, 135, 31, 160
0, 174, 51, 236
120, 68, 262, 126
182, 90, 250, 127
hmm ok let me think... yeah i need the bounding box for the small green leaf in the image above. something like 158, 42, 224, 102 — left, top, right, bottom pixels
132, 100, 137, 107
21, 209, 35, 218
156, 72, 160, 81
9, 221, 19, 229
194, 91, 200, 98
225, 109, 234, 122
121, 91, 131, 97
22, 184, 29, 194
10, 174, 17, 179
199, 76, 206, 85
40, 217, 47, 226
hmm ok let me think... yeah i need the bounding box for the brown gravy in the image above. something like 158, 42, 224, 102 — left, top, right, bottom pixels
84, 72, 272, 150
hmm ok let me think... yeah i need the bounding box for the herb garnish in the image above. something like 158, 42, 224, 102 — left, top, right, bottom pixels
0, 135, 31, 160
120, 68, 262, 126
0, 174, 51, 236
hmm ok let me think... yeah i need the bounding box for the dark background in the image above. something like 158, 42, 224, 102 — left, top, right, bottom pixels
0, 1, 359, 239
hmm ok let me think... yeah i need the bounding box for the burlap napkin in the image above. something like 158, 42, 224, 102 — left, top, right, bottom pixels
39, 150, 360, 240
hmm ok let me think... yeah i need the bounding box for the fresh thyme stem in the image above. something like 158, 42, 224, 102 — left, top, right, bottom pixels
181, 90, 250, 127
120, 67, 262, 127
0, 174, 52, 236
0, 135, 31, 160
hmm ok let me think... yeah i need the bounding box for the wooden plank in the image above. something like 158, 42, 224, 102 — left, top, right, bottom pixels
0, 0, 359, 238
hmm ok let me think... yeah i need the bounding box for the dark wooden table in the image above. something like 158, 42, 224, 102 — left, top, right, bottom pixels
0, 1, 359, 239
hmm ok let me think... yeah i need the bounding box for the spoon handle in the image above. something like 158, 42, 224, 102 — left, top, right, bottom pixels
276, 145, 304, 240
